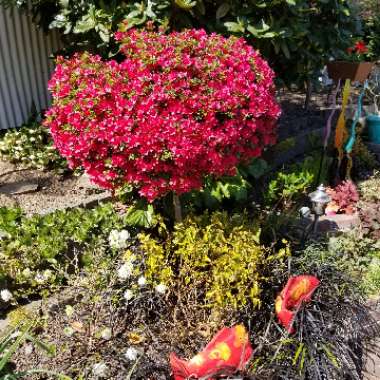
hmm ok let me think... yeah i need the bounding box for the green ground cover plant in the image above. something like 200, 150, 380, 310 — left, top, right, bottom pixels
0, 113, 66, 171
0, 203, 126, 300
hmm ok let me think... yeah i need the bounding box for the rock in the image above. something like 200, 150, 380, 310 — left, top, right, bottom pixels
76, 173, 99, 190
317, 213, 360, 232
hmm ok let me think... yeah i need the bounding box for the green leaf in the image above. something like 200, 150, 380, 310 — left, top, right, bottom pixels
224, 21, 245, 33
281, 41, 291, 59
247, 158, 269, 178
124, 203, 156, 228
174, 0, 196, 11
216, 3, 230, 20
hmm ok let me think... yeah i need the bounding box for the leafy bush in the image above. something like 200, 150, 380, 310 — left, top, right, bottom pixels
139, 211, 289, 310
0, 116, 66, 171
0, 203, 126, 299
45, 29, 280, 201
2, 0, 359, 86
359, 201, 380, 240
326, 180, 359, 215
364, 15, 380, 59
358, 171, 380, 202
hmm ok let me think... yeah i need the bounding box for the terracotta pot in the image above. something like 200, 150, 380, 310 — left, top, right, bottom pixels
326, 61, 374, 82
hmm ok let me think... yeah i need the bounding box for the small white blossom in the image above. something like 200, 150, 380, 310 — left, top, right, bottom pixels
22, 268, 32, 278
92, 362, 108, 378
124, 347, 139, 361
9, 331, 20, 340
155, 283, 167, 295
137, 276, 146, 287
63, 326, 75, 337
35, 272, 48, 284
0, 289, 13, 302
24, 343, 33, 356
109, 229, 131, 249
43, 269, 52, 279
101, 327, 112, 340
117, 262, 134, 280
124, 289, 134, 301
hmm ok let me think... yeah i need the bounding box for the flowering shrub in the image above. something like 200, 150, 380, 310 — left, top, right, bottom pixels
45, 28, 280, 201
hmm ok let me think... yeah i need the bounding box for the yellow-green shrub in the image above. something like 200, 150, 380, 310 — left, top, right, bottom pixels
139, 212, 289, 310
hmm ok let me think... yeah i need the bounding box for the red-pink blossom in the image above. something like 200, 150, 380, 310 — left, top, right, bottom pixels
45, 28, 280, 201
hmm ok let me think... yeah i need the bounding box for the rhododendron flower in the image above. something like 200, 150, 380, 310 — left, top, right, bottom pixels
45, 28, 280, 201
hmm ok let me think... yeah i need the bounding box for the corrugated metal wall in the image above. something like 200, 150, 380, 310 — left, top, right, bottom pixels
0, 5, 61, 129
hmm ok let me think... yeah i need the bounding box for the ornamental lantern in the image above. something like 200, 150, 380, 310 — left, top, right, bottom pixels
309, 184, 331, 216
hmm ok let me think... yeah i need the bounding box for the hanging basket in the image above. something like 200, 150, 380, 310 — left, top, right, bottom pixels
327, 61, 374, 83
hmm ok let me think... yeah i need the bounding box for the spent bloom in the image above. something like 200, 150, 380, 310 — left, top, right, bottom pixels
124, 289, 134, 301
0, 289, 13, 302
125, 347, 139, 361
117, 262, 134, 280
137, 276, 146, 287
100, 327, 112, 340
45, 28, 280, 202
108, 229, 131, 249
155, 283, 167, 295
92, 362, 108, 378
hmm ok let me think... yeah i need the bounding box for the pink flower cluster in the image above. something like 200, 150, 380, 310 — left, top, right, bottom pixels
45, 28, 280, 201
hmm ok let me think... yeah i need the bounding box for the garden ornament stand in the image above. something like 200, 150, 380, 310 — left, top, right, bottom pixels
318, 71, 372, 185
308, 184, 331, 234
366, 74, 380, 144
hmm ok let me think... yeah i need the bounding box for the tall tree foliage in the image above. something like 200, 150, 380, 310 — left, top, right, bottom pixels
1, 0, 361, 86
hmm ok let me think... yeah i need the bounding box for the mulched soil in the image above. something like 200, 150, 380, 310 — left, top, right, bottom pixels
0, 161, 109, 216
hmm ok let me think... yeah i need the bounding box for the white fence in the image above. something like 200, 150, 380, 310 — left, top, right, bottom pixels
0, 5, 61, 129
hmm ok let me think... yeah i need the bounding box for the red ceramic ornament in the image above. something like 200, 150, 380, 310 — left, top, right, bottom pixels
275, 275, 320, 333
170, 324, 253, 380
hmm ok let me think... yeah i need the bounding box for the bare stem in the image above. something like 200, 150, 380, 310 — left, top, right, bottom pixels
173, 193, 183, 223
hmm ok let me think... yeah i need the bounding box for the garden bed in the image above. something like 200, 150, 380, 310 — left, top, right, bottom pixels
0, 161, 111, 216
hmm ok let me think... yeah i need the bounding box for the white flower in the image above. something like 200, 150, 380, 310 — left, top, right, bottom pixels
124, 347, 139, 361
119, 229, 131, 242
124, 289, 134, 301
0, 289, 13, 302
22, 268, 32, 278
117, 262, 134, 280
9, 331, 20, 340
43, 269, 52, 279
109, 229, 131, 249
155, 283, 167, 295
92, 362, 108, 378
137, 276, 146, 287
63, 326, 74, 337
101, 328, 112, 340
35, 272, 49, 284
24, 343, 33, 356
